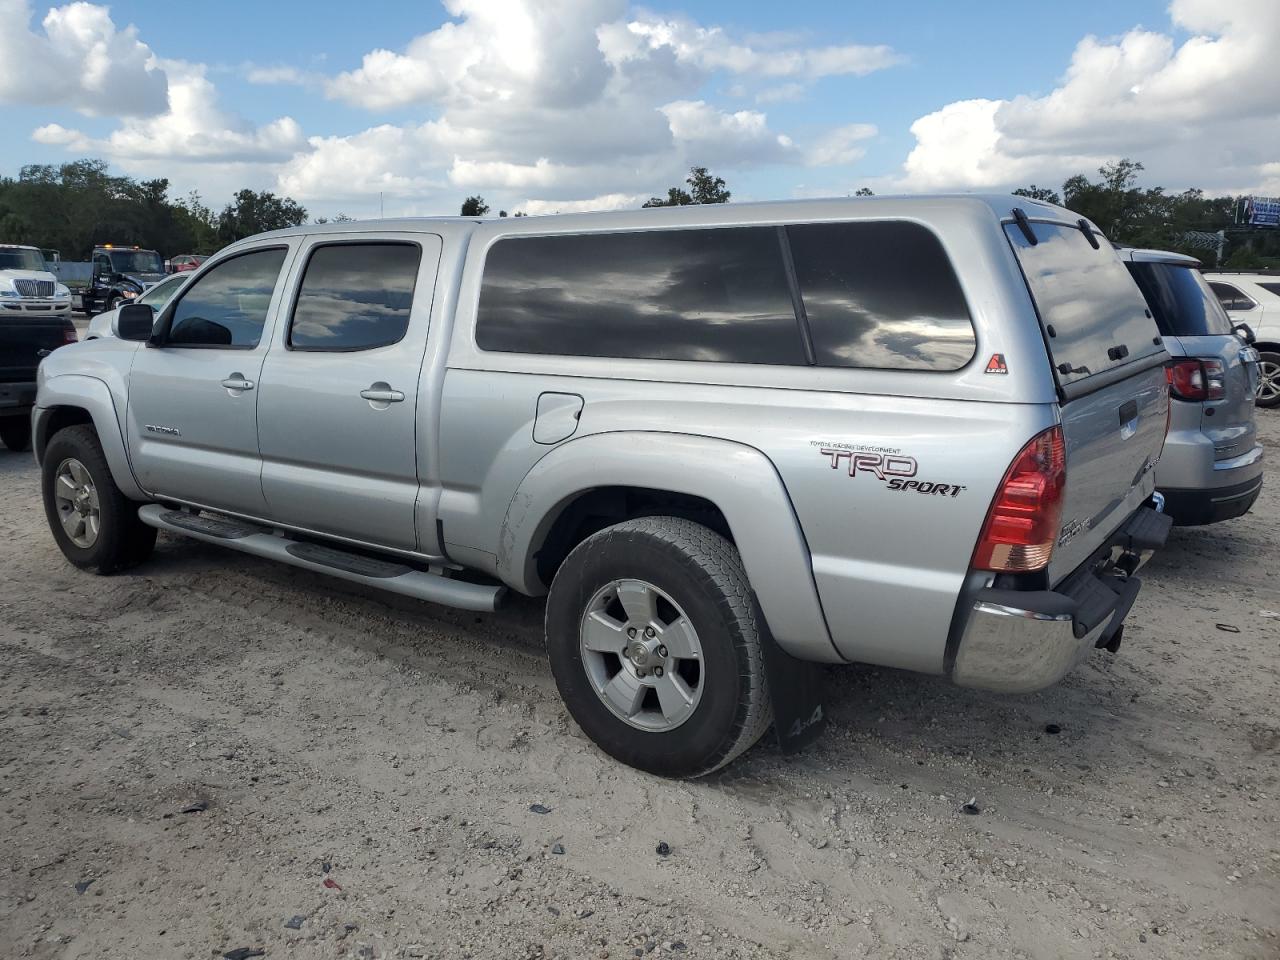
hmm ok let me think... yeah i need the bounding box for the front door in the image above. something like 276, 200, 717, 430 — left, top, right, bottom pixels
125, 244, 293, 516
257, 234, 441, 551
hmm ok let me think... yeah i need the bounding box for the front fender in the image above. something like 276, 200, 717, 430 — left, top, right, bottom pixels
498, 431, 842, 663
34, 373, 145, 500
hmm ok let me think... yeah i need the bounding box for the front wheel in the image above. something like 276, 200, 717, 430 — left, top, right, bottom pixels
1256, 351, 1280, 408
41, 424, 156, 573
107, 295, 125, 313
545, 516, 772, 777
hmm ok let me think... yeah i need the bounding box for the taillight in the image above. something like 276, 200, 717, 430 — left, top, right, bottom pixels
973, 426, 1067, 573
1167, 359, 1224, 401
61, 325, 78, 346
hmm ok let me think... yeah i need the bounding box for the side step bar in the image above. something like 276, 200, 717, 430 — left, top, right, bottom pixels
137, 504, 506, 612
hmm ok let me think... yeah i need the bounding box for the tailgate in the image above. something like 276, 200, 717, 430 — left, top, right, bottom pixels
0, 317, 72, 382
1002, 214, 1170, 584
1049, 363, 1168, 583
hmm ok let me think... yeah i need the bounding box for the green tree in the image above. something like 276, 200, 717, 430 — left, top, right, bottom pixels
1012, 184, 1061, 205
217, 189, 307, 243
461, 196, 489, 217
643, 166, 731, 207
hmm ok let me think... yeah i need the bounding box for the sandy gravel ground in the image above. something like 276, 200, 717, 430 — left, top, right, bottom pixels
1, 415, 1278, 960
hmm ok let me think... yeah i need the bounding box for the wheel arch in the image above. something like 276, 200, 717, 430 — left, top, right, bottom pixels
34, 375, 145, 500
497, 431, 841, 663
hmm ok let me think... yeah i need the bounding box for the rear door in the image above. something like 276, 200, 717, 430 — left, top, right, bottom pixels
1128, 261, 1257, 460
256, 234, 441, 551
1004, 219, 1169, 583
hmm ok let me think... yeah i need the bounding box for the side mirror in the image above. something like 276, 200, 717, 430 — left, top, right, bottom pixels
1233, 322, 1256, 345
115, 303, 154, 341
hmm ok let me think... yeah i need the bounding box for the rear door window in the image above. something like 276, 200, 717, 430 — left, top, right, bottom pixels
288, 243, 421, 351
1004, 221, 1163, 388
1208, 282, 1256, 311
1124, 262, 1232, 337
1257, 282, 1280, 298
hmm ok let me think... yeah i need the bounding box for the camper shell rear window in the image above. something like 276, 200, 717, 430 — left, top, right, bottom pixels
1004, 220, 1164, 392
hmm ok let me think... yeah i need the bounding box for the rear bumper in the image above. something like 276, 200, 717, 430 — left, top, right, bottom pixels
951, 505, 1171, 694
1159, 473, 1263, 526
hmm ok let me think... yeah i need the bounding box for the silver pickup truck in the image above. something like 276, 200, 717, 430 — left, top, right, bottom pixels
32, 196, 1172, 776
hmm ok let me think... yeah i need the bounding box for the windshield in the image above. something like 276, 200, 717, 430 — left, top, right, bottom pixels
139, 273, 186, 308
1125, 262, 1231, 338
107, 250, 164, 274
0, 248, 47, 271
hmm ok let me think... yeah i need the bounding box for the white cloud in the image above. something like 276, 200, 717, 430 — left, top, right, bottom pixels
39, 60, 306, 164
660, 100, 795, 166
602, 15, 901, 80
0, 0, 167, 116
899, 0, 1280, 193
808, 123, 877, 167
518, 193, 645, 215
245, 64, 314, 86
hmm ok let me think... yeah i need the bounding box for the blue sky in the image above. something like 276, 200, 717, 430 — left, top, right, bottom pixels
1, 0, 1276, 218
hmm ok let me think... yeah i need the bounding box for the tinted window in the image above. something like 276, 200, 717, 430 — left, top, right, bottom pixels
168, 248, 287, 348
1005, 222, 1163, 386
139, 274, 186, 308
1125, 263, 1231, 337
787, 221, 975, 370
476, 227, 806, 364
1209, 282, 1255, 311
289, 243, 421, 351
1258, 282, 1280, 298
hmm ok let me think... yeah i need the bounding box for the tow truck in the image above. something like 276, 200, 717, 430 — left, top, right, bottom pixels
73, 243, 166, 316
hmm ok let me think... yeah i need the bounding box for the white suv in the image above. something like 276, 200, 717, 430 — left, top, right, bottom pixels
1203, 271, 1280, 407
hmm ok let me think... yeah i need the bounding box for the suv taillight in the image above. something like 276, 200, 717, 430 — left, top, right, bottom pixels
1167, 359, 1224, 401
973, 426, 1067, 573
61, 324, 78, 345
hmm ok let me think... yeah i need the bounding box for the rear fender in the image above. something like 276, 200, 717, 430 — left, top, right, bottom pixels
498, 431, 841, 664
34, 374, 144, 500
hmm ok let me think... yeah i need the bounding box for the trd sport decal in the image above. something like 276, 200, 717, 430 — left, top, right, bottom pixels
984, 353, 1009, 374
817, 447, 966, 497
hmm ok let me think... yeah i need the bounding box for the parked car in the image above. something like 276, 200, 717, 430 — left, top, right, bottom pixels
0, 297, 76, 452
1120, 250, 1262, 524
1203, 270, 1280, 407
167, 254, 207, 274
73, 244, 166, 316
84, 272, 189, 340
32, 197, 1172, 776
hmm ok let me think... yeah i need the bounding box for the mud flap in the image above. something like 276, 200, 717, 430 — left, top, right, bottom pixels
760, 630, 827, 755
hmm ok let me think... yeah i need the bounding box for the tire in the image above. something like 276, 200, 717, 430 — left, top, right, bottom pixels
0, 417, 31, 451
107, 295, 125, 312
1256, 350, 1280, 409
545, 516, 772, 778
41, 424, 156, 574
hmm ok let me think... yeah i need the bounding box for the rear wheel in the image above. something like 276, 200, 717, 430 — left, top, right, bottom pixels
545, 516, 772, 777
0, 417, 31, 451
41, 424, 156, 573
1256, 351, 1280, 408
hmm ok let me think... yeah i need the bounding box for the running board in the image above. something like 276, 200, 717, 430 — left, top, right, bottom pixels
137, 504, 506, 612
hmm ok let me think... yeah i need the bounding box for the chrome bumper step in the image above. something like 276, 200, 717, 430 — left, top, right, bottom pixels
138, 504, 505, 612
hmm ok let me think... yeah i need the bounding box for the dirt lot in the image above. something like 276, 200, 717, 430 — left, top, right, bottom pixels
2, 417, 1278, 960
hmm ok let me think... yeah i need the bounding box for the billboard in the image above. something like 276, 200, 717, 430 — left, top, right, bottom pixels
1243, 196, 1280, 227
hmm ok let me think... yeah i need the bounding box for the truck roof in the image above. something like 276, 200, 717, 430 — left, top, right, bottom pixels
0, 243, 41, 251
235, 194, 1086, 246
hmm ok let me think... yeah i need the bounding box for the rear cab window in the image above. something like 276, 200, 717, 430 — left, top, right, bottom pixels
1004, 219, 1164, 395
1125, 262, 1231, 338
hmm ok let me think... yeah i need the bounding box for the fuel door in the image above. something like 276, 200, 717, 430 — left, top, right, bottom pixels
533, 392, 584, 445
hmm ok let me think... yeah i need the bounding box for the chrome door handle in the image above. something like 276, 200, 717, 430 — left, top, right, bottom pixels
221, 376, 255, 391
360, 387, 405, 403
